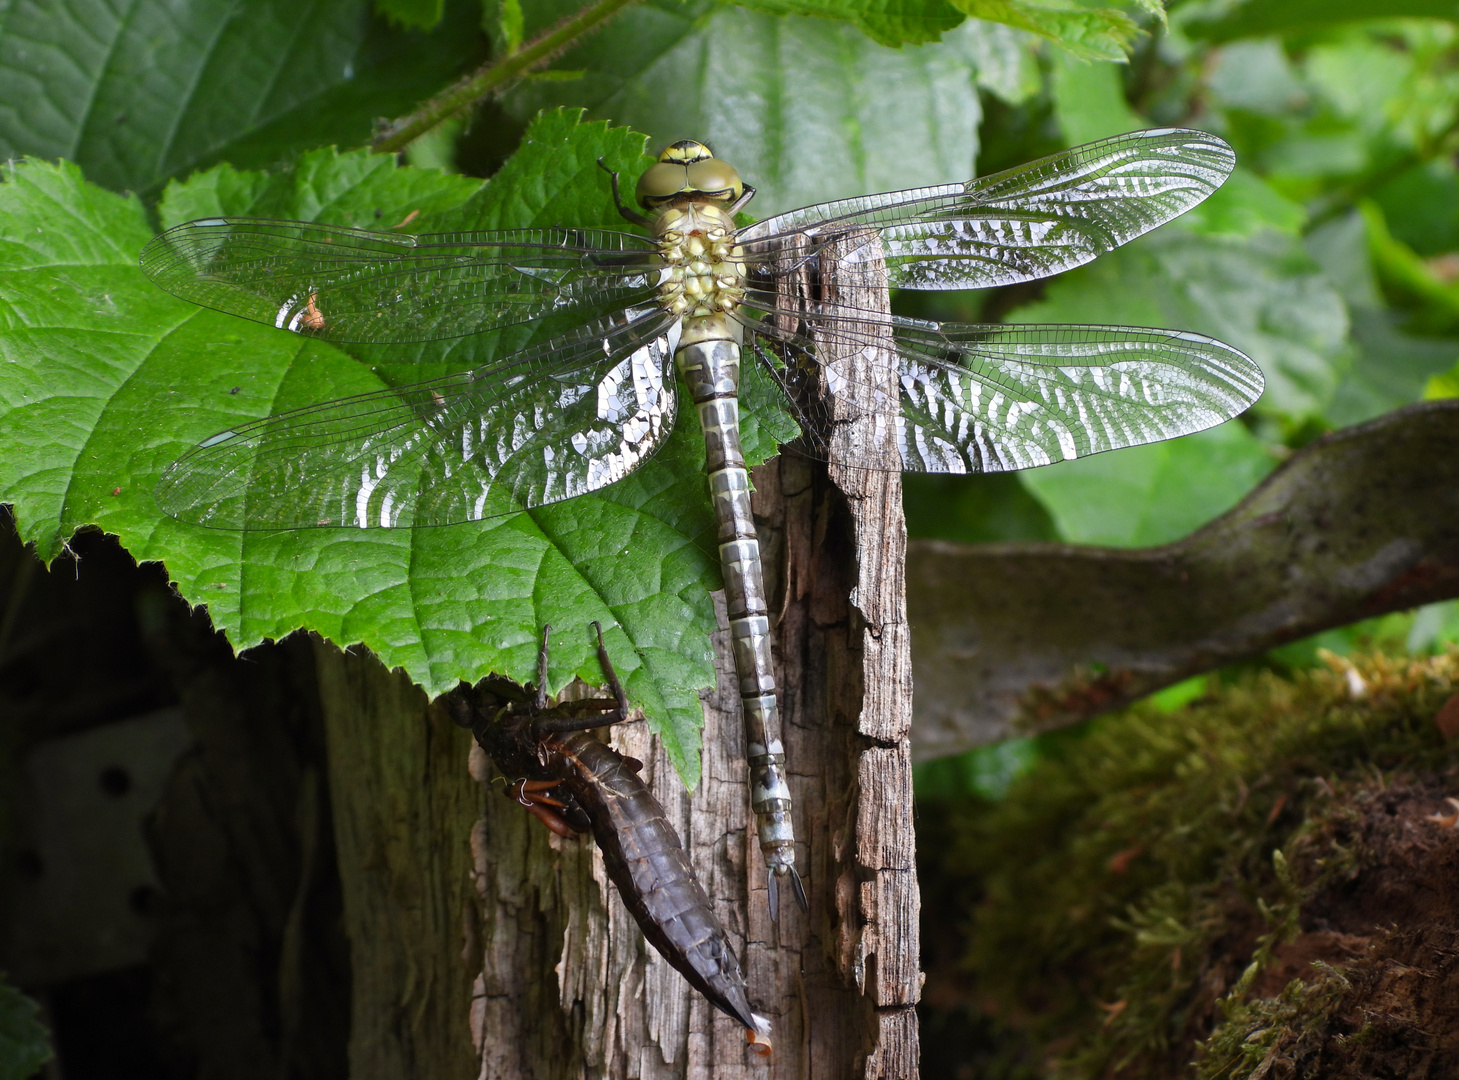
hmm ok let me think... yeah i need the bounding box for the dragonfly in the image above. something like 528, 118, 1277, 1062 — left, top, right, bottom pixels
449, 623, 773, 1052
140, 129, 1264, 916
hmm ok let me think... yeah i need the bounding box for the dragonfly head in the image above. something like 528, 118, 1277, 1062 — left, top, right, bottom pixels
636, 141, 744, 211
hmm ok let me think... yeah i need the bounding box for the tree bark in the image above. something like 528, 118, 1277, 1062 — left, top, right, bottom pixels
313, 642, 482, 1080
316, 231, 917, 1079
453, 229, 919, 1078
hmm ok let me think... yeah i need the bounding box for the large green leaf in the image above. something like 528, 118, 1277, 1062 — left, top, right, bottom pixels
0, 111, 797, 786
1013, 230, 1350, 424
1183, 0, 1459, 43
507, 0, 997, 215
953, 0, 1139, 62
0, 0, 480, 196
1017, 422, 1274, 547
1049, 47, 1145, 144
734, 0, 966, 46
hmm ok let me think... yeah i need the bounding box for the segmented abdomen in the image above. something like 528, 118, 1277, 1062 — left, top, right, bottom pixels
543, 730, 768, 1036
675, 333, 802, 912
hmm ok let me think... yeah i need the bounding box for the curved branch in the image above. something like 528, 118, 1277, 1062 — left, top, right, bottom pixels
909, 400, 1459, 760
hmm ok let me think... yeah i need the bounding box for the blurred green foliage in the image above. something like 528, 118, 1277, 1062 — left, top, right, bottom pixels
0, 978, 50, 1080
909, 10, 1459, 805
907, 10, 1459, 563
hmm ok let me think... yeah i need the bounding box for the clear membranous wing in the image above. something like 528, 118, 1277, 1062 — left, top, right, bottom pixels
885, 319, 1264, 473
140, 219, 661, 344
735, 304, 1263, 476
736, 128, 1234, 291
156, 309, 682, 530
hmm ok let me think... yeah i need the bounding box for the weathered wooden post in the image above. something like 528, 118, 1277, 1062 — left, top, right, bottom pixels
318, 229, 918, 1080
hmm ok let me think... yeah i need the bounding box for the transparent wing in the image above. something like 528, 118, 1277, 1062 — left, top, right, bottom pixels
140, 218, 661, 344
740, 308, 1263, 474
889, 319, 1264, 472
157, 310, 682, 529
738, 129, 1234, 291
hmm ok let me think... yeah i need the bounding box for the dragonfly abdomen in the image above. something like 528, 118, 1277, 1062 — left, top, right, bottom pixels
676, 330, 806, 916
545, 730, 770, 1040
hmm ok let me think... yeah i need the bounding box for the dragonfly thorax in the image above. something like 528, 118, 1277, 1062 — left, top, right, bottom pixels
652, 202, 747, 321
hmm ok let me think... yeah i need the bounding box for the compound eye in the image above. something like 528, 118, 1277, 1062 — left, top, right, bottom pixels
636, 162, 688, 207
686, 159, 743, 200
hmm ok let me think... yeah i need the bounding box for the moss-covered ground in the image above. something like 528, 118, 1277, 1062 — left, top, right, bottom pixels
918, 651, 1459, 1079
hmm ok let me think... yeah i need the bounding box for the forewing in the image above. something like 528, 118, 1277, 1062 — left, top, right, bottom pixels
890, 319, 1264, 473
157, 310, 682, 529
140, 218, 660, 344
738, 129, 1234, 291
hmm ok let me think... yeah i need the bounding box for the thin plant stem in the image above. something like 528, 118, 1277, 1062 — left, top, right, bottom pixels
372, 0, 641, 154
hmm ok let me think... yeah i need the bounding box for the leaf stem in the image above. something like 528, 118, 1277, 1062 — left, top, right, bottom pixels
371, 0, 640, 154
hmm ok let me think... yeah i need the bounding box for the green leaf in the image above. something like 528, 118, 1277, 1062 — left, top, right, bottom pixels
0, 979, 51, 1080
1327, 309, 1459, 427
376, 0, 445, 29
1012, 230, 1351, 424
1178, 167, 1307, 238
733, 0, 966, 47
1050, 47, 1144, 144
966, 22, 1044, 104
0, 0, 479, 196
1373, 161, 1459, 258
508, 0, 987, 215
1360, 200, 1459, 336
1305, 209, 1459, 425
1425, 362, 1459, 400
1018, 421, 1275, 547
952, 0, 1139, 62
1184, 0, 1459, 44
0, 112, 803, 787
496, 0, 526, 52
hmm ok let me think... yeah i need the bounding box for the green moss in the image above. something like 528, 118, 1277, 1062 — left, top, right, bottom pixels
1196, 962, 1350, 1080
927, 650, 1459, 1079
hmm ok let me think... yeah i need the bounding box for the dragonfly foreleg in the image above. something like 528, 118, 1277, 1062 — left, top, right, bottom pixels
597, 157, 653, 228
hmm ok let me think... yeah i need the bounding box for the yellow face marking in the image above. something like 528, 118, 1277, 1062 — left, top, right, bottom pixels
636, 140, 744, 210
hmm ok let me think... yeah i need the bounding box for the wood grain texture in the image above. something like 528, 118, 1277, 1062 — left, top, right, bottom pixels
458, 227, 910, 1074
815, 230, 919, 1067
326, 228, 919, 1078
313, 640, 482, 1080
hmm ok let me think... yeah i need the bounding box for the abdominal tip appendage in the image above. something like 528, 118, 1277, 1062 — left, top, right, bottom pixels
746, 1016, 773, 1058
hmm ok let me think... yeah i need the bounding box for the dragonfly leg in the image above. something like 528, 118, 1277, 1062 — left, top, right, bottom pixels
512, 778, 567, 806
527, 624, 635, 740
597, 157, 652, 227
521, 799, 578, 838
726, 183, 757, 216
508, 779, 578, 838
533, 624, 551, 712
591, 621, 631, 722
